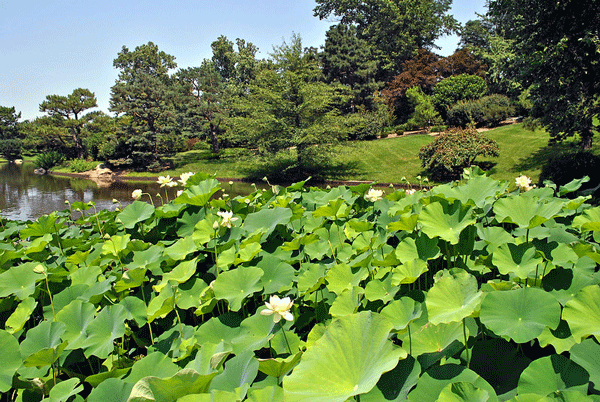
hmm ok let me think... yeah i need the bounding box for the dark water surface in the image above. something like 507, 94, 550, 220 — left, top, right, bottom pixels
0, 162, 259, 221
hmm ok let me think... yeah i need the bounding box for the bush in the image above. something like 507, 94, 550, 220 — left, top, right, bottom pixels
432, 74, 487, 115
35, 151, 65, 170
447, 94, 514, 128
345, 110, 386, 140
539, 151, 600, 191
67, 159, 99, 173
0, 139, 22, 161
430, 125, 447, 133
418, 127, 500, 181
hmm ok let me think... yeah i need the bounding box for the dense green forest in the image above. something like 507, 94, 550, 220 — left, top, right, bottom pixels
0, 0, 598, 182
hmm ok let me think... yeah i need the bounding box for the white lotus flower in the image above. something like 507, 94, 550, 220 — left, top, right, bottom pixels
515, 175, 533, 191
405, 189, 416, 195
176, 190, 183, 197
365, 188, 384, 202
260, 295, 294, 323
132, 189, 143, 199
179, 172, 195, 186
157, 175, 173, 187
217, 210, 238, 228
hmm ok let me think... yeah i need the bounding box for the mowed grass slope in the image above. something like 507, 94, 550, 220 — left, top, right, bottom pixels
149, 123, 600, 185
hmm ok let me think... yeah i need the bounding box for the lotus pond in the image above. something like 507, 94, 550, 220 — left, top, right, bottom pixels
1, 169, 599, 401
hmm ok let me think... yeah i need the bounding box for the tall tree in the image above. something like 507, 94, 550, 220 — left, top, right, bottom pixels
313, 0, 458, 79
0, 106, 23, 161
110, 42, 178, 169
321, 24, 380, 111
211, 36, 262, 88
39, 88, 98, 158
487, 0, 600, 149
177, 60, 229, 154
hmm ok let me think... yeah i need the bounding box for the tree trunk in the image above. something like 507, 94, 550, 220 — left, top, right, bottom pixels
70, 128, 85, 159
210, 123, 219, 155
581, 129, 593, 150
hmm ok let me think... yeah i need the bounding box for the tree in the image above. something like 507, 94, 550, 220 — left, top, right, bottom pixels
227, 35, 351, 177
39, 88, 98, 159
0, 106, 23, 160
313, 0, 458, 79
405, 86, 442, 130
211, 35, 262, 88
487, 0, 600, 149
321, 24, 380, 111
110, 42, 179, 169
177, 60, 230, 154
432, 74, 487, 115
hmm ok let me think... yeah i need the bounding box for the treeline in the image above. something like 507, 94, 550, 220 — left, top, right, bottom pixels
1, 0, 597, 175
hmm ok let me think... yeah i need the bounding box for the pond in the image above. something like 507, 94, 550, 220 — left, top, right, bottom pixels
0, 162, 261, 221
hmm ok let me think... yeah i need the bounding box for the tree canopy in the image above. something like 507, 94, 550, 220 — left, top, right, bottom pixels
487, 0, 600, 149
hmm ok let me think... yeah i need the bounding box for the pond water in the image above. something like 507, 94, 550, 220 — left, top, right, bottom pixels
0, 162, 260, 221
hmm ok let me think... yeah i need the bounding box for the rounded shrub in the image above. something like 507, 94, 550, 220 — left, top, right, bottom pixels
433, 74, 488, 115
418, 127, 499, 181
447, 94, 514, 128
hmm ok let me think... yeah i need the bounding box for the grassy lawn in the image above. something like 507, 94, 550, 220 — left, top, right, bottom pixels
124, 123, 599, 185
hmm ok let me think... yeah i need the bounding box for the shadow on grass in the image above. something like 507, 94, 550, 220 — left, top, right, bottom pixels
241, 151, 361, 184
511, 141, 580, 174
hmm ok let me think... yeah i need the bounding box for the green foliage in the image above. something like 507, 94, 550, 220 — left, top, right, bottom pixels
447, 94, 514, 128
432, 74, 488, 115
419, 127, 500, 180
0, 139, 22, 161
35, 150, 65, 170
1, 173, 599, 400
0, 106, 22, 140
66, 159, 98, 173
406, 86, 442, 130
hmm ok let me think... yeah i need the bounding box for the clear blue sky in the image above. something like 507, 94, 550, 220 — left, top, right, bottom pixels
0, 0, 486, 120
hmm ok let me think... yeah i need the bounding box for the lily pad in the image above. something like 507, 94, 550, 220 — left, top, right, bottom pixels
562, 285, 600, 343
426, 269, 482, 325
517, 354, 589, 397
212, 266, 264, 311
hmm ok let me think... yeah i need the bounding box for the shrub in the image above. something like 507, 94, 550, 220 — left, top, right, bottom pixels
67, 159, 99, 173
406, 86, 443, 130
432, 74, 487, 115
430, 125, 447, 133
345, 109, 386, 140
0, 139, 22, 161
35, 151, 65, 170
418, 127, 499, 181
447, 94, 514, 128
539, 151, 600, 191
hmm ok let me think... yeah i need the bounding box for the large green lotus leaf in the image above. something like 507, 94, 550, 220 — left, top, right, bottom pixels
243, 207, 293, 238
209, 350, 258, 399
0, 262, 40, 299
365, 275, 399, 304
407, 364, 497, 402
176, 278, 209, 311
391, 259, 429, 285
174, 179, 221, 206
126, 245, 164, 272
361, 356, 421, 402
117, 201, 155, 229
479, 287, 561, 343
380, 297, 423, 331
47, 377, 83, 402
407, 320, 464, 358
212, 266, 263, 311
329, 286, 364, 318
247, 385, 284, 402
431, 175, 508, 209
573, 206, 600, 232
418, 200, 475, 244
114, 268, 147, 292
20, 320, 67, 368
326, 262, 367, 295
185, 342, 231, 376
81, 304, 128, 358
128, 369, 217, 402
177, 390, 241, 402
436, 382, 490, 402
257, 352, 302, 379
160, 258, 198, 286
55, 299, 96, 350
426, 269, 482, 325
313, 198, 351, 219
5, 296, 37, 334
87, 378, 133, 402
230, 310, 276, 355
562, 285, 600, 343
542, 266, 600, 306
517, 355, 589, 396
194, 317, 241, 349
256, 253, 295, 294
492, 243, 542, 279
476, 226, 515, 250
536, 320, 576, 354
147, 285, 175, 323
493, 196, 563, 229
387, 213, 419, 232
0, 330, 22, 392
570, 338, 600, 391
119, 296, 148, 327
163, 237, 197, 262
284, 311, 407, 402
124, 352, 180, 385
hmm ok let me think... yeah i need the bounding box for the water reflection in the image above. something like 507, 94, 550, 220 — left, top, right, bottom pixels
0, 163, 262, 221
